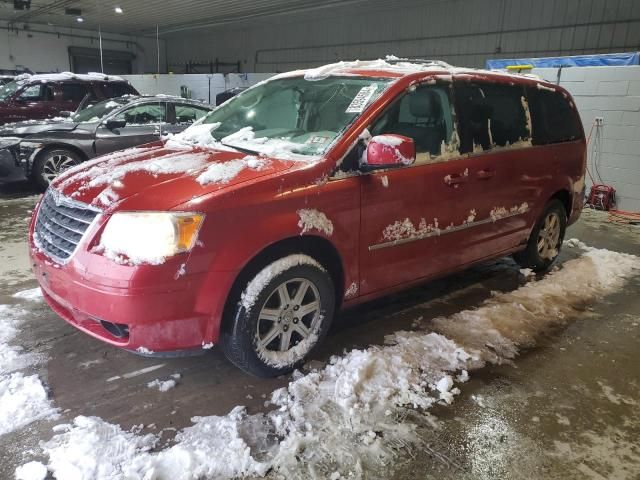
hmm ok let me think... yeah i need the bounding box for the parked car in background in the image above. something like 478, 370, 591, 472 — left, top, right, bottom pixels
28, 60, 586, 377
0, 95, 212, 188
0, 72, 139, 125
215, 87, 247, 106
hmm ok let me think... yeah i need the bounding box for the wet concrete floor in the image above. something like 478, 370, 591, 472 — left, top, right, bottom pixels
0, 179, 638, 479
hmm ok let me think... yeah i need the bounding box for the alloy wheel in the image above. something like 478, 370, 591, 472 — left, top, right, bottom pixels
255, 277, 322, 358
537, 211, 561, 260
42, 154, 78, 184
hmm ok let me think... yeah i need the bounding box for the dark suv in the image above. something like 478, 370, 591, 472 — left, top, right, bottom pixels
0, 72, 138, 125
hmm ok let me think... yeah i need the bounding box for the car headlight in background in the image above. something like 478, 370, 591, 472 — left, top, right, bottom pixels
99, 212, 204, 265
0, 137, 21, 150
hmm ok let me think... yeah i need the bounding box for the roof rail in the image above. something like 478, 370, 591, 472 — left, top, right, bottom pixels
385, 57, 452, 68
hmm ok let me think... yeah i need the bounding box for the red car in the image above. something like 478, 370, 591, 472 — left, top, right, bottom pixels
29, 60, 586, 376
0, 72, 138, 124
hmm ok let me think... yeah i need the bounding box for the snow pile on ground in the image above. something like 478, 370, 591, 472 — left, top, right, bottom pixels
0, 302, 58, 437
0, 373, 59, 436
14, 461, 47, 480
41, 416, 157, 479
20, 243, 640, 479
147, 374, 181, 392
12, 287, 43, 301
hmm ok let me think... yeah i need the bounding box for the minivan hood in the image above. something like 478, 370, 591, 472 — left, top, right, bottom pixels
0, 119, 78, 137
52, 144, 299, 211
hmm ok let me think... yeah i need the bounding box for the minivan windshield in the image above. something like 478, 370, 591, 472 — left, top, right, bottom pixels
0, 79, 27, 101
200, 76, 392, 157
72, 97, 129, 123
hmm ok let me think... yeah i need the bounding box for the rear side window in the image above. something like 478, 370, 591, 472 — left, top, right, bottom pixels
174, 104, 209, 124
455, 81, 530, 153
114, 103, 166, 124
526, 87, 583, 145
102, 82, 137, 98
62, 83, 90, 102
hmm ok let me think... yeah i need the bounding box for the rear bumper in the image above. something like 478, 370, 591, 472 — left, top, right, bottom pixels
30, 231, 237, 353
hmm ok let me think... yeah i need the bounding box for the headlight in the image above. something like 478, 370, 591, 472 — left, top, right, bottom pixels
99, 212, 204, 265
0, 137, 21, 149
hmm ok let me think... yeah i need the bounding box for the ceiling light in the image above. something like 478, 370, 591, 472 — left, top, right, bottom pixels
114, 6, 123, 13
76, 16, 84, 22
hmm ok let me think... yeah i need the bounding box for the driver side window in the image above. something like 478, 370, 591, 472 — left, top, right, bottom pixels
19, 84, 54, 102
114, 103, 166, 125
370, 84, 455, 165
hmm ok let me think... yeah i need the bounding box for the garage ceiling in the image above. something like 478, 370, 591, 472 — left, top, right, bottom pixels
0, 0, 371, 36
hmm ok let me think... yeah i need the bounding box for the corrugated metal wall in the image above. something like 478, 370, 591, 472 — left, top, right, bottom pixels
165, 0, 640, 72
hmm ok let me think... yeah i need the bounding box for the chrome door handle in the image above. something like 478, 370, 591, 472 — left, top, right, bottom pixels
476, 169, 496, 180
444, 173, 469, 186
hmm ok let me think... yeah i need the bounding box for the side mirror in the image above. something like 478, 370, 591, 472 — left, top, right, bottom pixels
105, 119, 127, 130
361, 134, 416, 170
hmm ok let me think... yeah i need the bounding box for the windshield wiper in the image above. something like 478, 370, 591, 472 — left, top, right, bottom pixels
220, 142, 260, 155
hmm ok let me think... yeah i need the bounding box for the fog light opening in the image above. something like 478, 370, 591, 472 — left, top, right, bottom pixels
100, 320, 130, 339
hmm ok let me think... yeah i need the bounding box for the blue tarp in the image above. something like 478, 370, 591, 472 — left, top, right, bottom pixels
486, 52, 640, 69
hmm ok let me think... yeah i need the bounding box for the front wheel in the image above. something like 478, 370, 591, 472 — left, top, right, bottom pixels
514, 199, 567, 272
31, 148, 82, 190
220, 255, 335, 377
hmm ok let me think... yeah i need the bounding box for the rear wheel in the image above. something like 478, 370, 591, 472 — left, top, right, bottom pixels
514, 199, 567, 272
32, 148, 82, 190
220, 255, 335, 377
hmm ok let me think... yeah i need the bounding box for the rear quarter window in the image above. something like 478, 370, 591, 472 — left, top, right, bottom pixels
454, 81, 530, 154
101, 82, 138, 98
526, 87, 583, 145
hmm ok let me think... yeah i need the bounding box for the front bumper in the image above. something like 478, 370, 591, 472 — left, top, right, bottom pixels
29, 202, 237, 353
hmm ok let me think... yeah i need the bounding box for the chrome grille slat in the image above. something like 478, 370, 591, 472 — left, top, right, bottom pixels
35, 190, 100, 262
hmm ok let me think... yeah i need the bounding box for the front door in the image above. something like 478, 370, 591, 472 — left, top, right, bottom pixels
95, 102, 167, 155
359, 78, 533, 296
10, 82, 58, 121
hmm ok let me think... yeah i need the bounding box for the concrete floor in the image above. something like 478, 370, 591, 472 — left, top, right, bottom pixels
0, 179, 639, 480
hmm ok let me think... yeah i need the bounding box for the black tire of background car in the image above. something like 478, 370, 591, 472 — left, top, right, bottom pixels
220, 262, 335, 378
514, 199, 567, 272
31, 148, 82, 191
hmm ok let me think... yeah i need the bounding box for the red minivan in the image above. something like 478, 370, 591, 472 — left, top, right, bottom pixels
28, 60, 586, 376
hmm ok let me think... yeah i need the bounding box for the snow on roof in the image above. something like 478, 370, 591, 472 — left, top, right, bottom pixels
18, 71, 126, 83
273, 55, 553, 86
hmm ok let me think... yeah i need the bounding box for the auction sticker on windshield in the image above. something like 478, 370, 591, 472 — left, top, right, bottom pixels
345, 85, 378, 113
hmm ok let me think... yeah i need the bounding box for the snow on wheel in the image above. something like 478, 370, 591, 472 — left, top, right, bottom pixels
220, 254, 335, 377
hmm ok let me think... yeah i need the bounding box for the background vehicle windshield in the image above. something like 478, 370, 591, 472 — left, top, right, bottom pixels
0, 80, 27, 101
202, 76, 392, 156
72, 98, 129, 123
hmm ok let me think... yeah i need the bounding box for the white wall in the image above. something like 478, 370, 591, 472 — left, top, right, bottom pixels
0, 21, 165, 74
164, 0, 640, 72
533, 66, 640, 211
120, 73, 273, 105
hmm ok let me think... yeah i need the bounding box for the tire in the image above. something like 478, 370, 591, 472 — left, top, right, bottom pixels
220, 255, 335, 377
31, 148, 82, 191
514, 199, 567, 272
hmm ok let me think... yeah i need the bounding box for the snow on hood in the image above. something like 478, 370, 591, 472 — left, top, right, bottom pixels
52, 144, 294, 210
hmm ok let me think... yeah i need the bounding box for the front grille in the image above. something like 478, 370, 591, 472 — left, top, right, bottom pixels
35, 189, 100, 262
